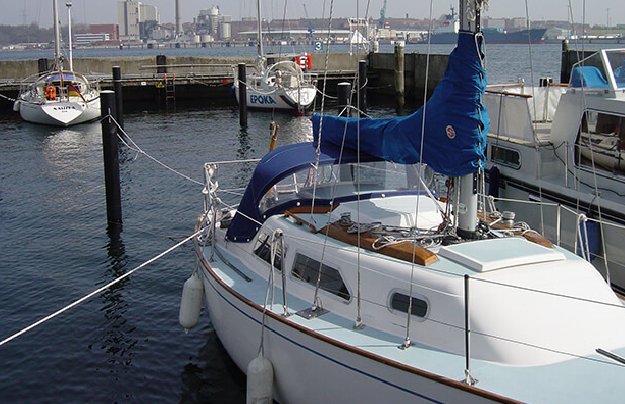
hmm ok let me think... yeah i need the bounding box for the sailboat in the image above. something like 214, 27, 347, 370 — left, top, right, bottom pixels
233, 0, 317, 113
13, 0, 100, 126
484, 48, 625, 295
183, 1, 625, 403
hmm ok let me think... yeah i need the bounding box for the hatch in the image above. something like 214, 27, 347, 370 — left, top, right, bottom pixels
438, 237, 565, 272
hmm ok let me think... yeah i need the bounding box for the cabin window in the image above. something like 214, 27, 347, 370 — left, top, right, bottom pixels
490, 145, 521, 169
291, 253, 350, 301
254, 231, 285, 270
576, 111, 625, 174
390, 293, 428, 318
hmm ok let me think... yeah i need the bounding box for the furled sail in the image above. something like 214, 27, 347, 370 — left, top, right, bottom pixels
312, 32, 489, 177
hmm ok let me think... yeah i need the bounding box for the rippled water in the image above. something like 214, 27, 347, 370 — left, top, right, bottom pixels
0, 101, 319, 403
0, 42, 612, 403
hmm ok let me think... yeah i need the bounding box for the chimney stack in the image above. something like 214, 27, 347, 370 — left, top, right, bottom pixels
175, 0, 182, 36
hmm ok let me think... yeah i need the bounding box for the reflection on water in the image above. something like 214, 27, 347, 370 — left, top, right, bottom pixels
96, 232, 138, 368
180, 329, 246, 404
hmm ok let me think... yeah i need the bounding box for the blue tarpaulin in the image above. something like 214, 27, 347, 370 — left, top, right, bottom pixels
312, 32, 489, 177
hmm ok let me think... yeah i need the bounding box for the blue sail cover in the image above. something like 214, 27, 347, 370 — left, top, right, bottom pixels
312, 32, 489, 177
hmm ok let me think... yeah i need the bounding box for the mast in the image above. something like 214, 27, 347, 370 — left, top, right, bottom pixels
53, 0, 62, 70
256, 0, 264, 65
456, 0, 483, 239
66, 2, 73, 71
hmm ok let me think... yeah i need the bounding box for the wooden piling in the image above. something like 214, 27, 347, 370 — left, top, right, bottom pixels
112, 66, 124, 134
100, 90, 122, 230
337, 82, 351, 116
394, 43, 405, 110
358, 60, 367, 113
37, 58, 49, 75
238, 63, 248, 127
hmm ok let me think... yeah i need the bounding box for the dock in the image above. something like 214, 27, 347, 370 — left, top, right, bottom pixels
0, 51, 450, 111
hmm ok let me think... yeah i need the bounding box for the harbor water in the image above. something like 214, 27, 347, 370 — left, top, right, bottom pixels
0, 42, 606, 402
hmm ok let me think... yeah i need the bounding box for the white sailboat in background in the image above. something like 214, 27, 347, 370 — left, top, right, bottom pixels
181, 1, 625, 403
233, 0, 317, 113
13, 0, 100, 126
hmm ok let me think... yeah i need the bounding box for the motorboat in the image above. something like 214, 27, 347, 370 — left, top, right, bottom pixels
232, 0, 317, 113
181, 2, 625, 403
13, 0, 100, 126
484, 48, 625, 294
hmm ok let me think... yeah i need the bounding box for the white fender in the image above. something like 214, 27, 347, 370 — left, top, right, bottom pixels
178, 271, 204, 333
246, 352, 274, 404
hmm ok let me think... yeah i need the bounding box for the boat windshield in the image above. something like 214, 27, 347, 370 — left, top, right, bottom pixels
258, 161, 434, 215
606, 49, 625, 89
571, 49, 625, 89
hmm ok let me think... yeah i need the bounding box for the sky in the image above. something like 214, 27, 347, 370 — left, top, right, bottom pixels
0, 0, 623, 29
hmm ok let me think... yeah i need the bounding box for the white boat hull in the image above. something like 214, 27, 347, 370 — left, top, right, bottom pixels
198, 254, 501, 404
17, 97, 101, 126
236, 86, 317, 111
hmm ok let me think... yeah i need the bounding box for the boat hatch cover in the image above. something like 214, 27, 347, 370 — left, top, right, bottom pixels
438, 237, 566, 272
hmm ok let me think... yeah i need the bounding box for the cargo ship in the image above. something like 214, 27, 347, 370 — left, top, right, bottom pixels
421, 7, 546, 44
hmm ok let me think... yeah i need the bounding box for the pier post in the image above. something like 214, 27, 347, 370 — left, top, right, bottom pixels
112, 66, 124, 134
156, 55, 167, 74
238, 63, 248, 127
358, 60, 367, 113
100, 90, 122, 231
37, 58, 49, 75
337, 82, 351, 116
394, 43, 405, 111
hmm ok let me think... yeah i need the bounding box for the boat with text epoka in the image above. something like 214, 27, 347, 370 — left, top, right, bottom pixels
232, 0, 317, 113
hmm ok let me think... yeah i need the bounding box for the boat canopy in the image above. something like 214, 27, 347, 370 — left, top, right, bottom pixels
312, 32, 489, 177
226, 142, 381, 242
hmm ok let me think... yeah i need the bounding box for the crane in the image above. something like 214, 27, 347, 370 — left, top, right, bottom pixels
379, 0, 387, 28
303, 3, 315, 41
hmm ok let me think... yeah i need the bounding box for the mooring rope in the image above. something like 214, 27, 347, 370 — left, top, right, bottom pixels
0, 230, 201, 347
106, 114, 203, 187
0, 93, 17, 102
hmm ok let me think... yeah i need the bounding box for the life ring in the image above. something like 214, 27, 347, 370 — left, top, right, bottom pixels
45, 86, 56, 100
297, 53, 312, 71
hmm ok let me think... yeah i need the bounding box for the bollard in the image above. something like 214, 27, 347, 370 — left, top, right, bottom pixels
238, 63, 248, 127
394, 43, 405, 111
112, 66, 124, 134
358, 60, 367, 113
337, 82, 351, 117
100, 91, 122, 231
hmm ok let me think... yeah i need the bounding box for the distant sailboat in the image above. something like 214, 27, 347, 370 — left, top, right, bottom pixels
233, 0, 317, 113
13, 0, 100, 126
